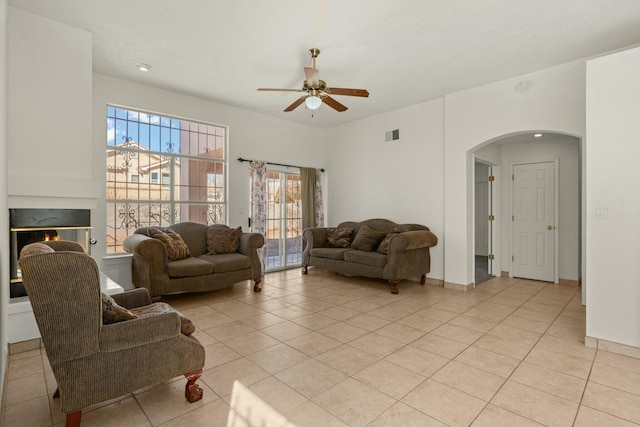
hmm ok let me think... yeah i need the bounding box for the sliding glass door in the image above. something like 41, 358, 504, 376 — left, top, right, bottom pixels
264, 170, 303, 271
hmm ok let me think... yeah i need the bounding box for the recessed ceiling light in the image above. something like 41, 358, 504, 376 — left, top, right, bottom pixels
136, 63, 151, 72
534, 133, 542, 138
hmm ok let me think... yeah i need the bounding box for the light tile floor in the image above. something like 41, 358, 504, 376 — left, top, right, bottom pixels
4, 270, 640, 427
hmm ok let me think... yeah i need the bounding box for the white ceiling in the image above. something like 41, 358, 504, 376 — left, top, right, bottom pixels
10, 0, 640, 129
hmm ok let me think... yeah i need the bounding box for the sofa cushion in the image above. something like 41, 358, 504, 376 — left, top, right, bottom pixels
325, 227, 353, 248
101, 293, 138, 324
343, 250, 388, 268
351, 225, 386, 252
166, 257, 214, 278
309, 247, 352, 260
129, 302, 196, 336
377, 228, 401, 254
206, 226, 242, 254
198, 253, 251, 273
148, 228, 190, 261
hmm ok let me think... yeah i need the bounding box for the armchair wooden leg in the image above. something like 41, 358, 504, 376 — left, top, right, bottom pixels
65, 411, 81, 427
302, 265, 308, 274
389, 280, 400, 294
185, 370, 203, 403
420, 274, 426, 285
253, 278, 262, 293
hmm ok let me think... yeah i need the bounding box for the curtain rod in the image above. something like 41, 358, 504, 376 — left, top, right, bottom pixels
237, 157, 325, 173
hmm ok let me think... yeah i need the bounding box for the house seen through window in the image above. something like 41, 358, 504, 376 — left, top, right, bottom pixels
106, 106, 227, 253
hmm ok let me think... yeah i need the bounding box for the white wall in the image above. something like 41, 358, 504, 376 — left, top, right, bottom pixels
444, 61, 586, 286
586, 46, 640, 347
500, 137, 580, 281
7, 8, 96, 200
1, 0, 9, 404
92, 74, 325, 285
323, 99, 445, 281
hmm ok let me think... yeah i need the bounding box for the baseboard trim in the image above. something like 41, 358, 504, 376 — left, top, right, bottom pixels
585, 336, 640, 359
444, 281, 472, 292
559, 278, 581, 287
1, 346, 8, 425
424, 278, 444, 286
8, 338, 41, 355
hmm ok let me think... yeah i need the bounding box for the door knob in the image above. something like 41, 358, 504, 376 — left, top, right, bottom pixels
547, 225, 553, 230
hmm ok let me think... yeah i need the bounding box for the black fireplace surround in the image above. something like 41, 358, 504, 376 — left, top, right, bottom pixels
9, 208, 91, 298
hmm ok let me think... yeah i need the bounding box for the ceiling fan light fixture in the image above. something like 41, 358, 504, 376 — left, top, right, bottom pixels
305, 94, 322, 110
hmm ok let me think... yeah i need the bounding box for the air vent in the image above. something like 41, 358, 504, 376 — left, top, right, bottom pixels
385, 129, 400, 142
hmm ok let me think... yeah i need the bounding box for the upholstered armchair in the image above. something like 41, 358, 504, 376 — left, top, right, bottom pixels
19, 241, 205, 427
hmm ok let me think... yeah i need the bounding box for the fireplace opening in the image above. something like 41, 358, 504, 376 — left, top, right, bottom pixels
10, 209, 92, 299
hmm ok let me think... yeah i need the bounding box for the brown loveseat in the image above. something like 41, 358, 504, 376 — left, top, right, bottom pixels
123, 222, 264, 297
302, 218, 437, 294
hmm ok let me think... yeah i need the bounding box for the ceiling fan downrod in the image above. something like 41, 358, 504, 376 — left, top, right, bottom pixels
309, 48, 320, 69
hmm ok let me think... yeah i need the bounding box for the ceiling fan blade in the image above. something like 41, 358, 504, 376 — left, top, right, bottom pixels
322, 95, 348, 112
326, 87, 370, 97
257, 88, 303, 92
304, 67, 320, 87
284, 97, 306, 112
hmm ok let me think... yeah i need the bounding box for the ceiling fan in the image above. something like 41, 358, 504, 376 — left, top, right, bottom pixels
258, 48, 369, 112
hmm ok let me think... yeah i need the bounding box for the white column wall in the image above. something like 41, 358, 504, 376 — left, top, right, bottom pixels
7, 8, 95, 197
323, 99, 445, 281
1, 0, 9, 397
586, 46, 640, 347
443, 61, 586, 286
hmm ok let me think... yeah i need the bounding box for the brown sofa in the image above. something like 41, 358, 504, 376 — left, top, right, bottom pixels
123, 222, 264, 297
302, 218, 437, 294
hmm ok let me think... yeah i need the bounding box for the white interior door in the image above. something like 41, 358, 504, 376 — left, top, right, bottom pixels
512, 162, 555, 282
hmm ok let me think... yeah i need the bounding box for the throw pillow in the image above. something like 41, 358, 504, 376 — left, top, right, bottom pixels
325, 227, 353, 248
148, 228, 179, 260
101, 293, 138, 324
351, 225, 386, 252
129, 303, 196, 336
206, 226, 243, 254
164, 229, 191, 260
19, 242, 55, 258
377, 228, 401, 254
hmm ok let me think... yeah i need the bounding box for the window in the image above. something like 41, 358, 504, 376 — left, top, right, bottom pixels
106, 106, 227, 253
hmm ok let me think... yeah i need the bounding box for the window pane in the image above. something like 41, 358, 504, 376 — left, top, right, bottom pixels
174, 159, 224, 203
175, 203, 225, 225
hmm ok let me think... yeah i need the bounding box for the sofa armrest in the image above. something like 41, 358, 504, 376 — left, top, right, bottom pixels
303, 228, 328, 248
122, 234, 168, 294
111, 288, 152, 309
388, 230, 438, 252
122, 233, 166, 261
302, 228, 329, 264
99, 311, 181, 352
238, 232, 265, 279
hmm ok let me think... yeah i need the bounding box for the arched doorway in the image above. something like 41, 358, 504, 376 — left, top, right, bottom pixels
471, 131, 582, 292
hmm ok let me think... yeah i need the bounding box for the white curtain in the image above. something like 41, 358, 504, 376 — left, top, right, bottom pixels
250, 161, 267, 273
